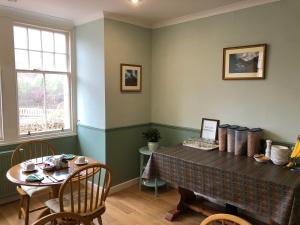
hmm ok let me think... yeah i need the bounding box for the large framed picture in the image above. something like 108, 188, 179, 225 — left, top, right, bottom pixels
223, 44, 267, 80
120, 64, 142, 92
201, 118, 220, 141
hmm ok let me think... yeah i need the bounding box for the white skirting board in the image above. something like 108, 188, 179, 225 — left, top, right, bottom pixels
109, 177, 139, 195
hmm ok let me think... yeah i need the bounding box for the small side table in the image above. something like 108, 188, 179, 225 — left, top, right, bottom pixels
139, 146, 166, 197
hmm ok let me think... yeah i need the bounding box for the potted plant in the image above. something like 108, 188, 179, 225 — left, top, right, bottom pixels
142, 128, 161, 152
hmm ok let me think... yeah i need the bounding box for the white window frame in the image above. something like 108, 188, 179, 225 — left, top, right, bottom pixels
0, 66, 4, 141
13, 23, 73, 138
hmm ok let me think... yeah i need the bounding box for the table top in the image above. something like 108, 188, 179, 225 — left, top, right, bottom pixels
6, 155, 99, 187
139, 146, 152, 156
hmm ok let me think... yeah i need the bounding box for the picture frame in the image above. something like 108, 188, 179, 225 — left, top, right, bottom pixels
120, 64, 142, 92
223, 44, 267, 80
200, 118, 220, 141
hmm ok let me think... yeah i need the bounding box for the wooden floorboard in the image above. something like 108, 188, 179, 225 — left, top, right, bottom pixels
0, 185, 205, 225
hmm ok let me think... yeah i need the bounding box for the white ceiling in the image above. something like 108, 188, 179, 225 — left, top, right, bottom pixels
0, 0, 279, 28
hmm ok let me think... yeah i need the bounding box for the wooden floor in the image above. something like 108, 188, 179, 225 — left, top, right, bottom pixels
0, 184, 205, 225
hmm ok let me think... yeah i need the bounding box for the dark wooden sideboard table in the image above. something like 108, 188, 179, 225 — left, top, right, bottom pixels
142, 145, 300, 225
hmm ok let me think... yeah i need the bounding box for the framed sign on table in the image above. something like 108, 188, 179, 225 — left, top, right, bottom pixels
201, 118, 220, 141
120, 64, 142, 92
223, 44, 267, 80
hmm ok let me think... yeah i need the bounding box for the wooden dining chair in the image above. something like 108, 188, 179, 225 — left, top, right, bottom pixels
200, 214, 252, 225
44, 163, 111, 225
11, 140, 56, 225
31, 212, 90, 225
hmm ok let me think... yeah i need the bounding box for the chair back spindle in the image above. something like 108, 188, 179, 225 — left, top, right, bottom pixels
11, 140, 56, 166
59, 163, 111, 217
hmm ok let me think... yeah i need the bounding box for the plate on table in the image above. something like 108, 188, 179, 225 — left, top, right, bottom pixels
75, 160, 88, 165
26, 174, 44, 182
254, 154, 269, 163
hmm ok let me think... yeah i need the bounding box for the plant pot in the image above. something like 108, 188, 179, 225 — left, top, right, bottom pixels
148, 142, 159, 152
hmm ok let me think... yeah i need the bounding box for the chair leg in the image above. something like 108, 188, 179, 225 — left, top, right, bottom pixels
18, 194, 24, 219
24, 195, 30, 225
97, 217, 103, 225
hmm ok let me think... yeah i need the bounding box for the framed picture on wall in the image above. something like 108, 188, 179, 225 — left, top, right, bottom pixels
120, 64, 142, 92
223, 44, 267, 80
201, 118, 220, 141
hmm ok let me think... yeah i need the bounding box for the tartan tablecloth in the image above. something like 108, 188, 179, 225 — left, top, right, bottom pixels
142, 145, 300, 225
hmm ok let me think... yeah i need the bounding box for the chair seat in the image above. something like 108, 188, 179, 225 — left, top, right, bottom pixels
45, 191, 105, 214
21, 185, 51, 197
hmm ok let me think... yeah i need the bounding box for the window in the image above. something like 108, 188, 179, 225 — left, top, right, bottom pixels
0, 67, 3, 140
13, 25, 71, 136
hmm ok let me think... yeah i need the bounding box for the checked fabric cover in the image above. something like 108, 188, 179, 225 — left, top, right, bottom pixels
142, 145, 300, 225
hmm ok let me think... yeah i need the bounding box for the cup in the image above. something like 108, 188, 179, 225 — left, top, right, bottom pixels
77, 156, 86, 164
25, 162, 35, 171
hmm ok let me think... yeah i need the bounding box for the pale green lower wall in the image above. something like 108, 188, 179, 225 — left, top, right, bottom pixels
151, 123, 200, 147
77, 124, 149, 186
0, 135, 78, 200
106, 124, 148, 186
77, 124, 106, 164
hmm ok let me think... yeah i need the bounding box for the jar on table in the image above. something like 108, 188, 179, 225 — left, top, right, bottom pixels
218, 124, 230, 152
235, 127, 249, 156
227, 125, 239, 153
247, 128, 263, 157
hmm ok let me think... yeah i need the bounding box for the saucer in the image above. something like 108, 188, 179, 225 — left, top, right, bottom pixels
22, 167, 37, 173
254, 154, 269, 163
75, 160, 88, 165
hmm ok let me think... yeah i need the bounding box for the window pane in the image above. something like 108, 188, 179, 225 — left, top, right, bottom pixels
13, 26, 28, 49
29, 51, 42, 70
43, 53, 55, 71
54, 33, 66, 53
55, 54, 67, 72
17, 73, 45, 134
42, 31, 54, 52
28, 28, 41, 51
45, 74, 70, 130
15, 49, 29, 69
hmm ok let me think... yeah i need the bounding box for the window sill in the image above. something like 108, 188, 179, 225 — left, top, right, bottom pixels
0, 131, 77, 147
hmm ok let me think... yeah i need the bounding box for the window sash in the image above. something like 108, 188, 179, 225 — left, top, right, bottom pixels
13, 24, 70, 73
0, 67, 3, 140
16, 71, 72, 137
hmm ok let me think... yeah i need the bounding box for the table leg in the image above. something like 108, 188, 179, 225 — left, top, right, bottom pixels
154, 178, 158, 198
165, 187, 196, 221
51, 184, 60, 198
139, 154, 144, 191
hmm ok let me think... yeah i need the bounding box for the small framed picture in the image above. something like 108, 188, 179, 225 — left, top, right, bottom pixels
201, 118, 220, 141
223, 44, 267, 80
120, 64, 142, 92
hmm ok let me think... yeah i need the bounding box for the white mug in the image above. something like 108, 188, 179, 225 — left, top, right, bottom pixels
77, 156, 86, 164
25, 162, 35, 171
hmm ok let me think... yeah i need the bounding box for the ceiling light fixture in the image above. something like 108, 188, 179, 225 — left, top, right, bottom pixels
130, 0, 141, 4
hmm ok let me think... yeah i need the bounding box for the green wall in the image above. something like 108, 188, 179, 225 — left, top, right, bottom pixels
77, 125, 106, 163
151, 123, 200, 147
103, 19, 152, 185
76, 19, 106, 129
106, 125, 148, 185
104, 19, 152, 129
151, 0, 300, 143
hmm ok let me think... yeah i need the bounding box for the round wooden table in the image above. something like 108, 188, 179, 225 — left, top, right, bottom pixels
6, 155, 99, 198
